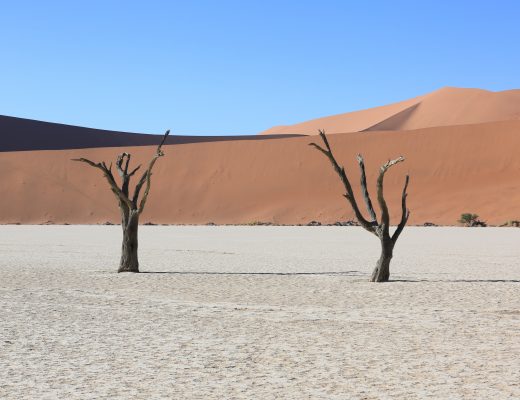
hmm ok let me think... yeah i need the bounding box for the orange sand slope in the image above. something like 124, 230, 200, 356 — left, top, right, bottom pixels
2, 120, 520, 225
259, 87, 520, 135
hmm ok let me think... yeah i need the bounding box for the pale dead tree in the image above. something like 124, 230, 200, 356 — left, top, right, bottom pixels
309, 130, 410, 282
73, 130, 170, 273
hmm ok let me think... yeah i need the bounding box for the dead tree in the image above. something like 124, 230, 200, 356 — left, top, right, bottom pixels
73, 130, 170, 273
310, 130, 409, 282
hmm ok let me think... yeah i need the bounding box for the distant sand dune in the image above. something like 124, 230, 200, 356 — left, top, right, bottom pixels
259, 92, 425, 135
2, 86, 520, 225
259, 87, 520, 135
2, 120, 520, 225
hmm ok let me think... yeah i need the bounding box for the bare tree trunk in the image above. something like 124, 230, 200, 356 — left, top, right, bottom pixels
310, 130, 410, 282
371, 238, 394, 282
119, 211, 139, 273
73, 130, 170, 273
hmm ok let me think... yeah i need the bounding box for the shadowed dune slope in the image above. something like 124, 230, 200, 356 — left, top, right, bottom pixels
259, 87, 520, 135
2, 120, 520, 225
0, 115, 302, 152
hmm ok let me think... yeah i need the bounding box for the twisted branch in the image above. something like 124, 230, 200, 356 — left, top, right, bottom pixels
309, 130, 376, 234
392, 175, 410, 244
73, 129, 170, 214
136, 130, 170, 213
310, 130, 409, 242
376, 156, 405, 235
72, 157, 133, 208
356, 154, 377, 223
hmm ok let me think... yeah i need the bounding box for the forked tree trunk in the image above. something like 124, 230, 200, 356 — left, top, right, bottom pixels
73, 130, 169, 273
119, 211, 140, 273
310, 130, 410, 283
371, 238, 394, 282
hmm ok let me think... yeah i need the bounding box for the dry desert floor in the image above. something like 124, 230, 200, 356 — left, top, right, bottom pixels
1, 226, 519, 399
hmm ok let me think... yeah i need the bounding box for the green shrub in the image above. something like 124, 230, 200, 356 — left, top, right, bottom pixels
458, 213, 486, 227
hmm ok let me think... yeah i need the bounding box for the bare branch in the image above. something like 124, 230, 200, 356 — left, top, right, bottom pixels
356, 154, 377, 223
157, 129, 170, 149
309, 130, 376, 233
308, 142, 330, 158
133, 175, 147, 204
116, 153, 130, 178
382, 157, 405, 171
138, 170, 153, 213
376, 156, 405, 232
116, 153, 134, 196
128, 165, 141, 177
124, 153, 131, 174
72, 157, 102, 170
72, 157, 133, 209
135, 130, 170, 213
392, 174, 410, 244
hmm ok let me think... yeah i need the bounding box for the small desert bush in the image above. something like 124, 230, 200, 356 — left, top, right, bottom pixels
458, 213, 486, 227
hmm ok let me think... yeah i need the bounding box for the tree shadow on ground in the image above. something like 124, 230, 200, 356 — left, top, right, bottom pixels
391, 279, 520, 283
140, 271, 364, 276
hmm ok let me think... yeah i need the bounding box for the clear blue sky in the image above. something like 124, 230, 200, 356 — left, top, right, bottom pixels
1, 1, 519, 135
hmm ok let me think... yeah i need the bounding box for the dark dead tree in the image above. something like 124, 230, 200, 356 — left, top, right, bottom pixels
310, 130, 410, 282
73, 130, 170, 273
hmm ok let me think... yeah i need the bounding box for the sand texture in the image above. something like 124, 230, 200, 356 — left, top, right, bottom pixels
1, 226, 519, 399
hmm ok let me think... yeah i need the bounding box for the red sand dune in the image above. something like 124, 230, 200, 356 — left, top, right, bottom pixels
2, 120, 520, 226
259, 87, 520, 135
2, 86, 520, 225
